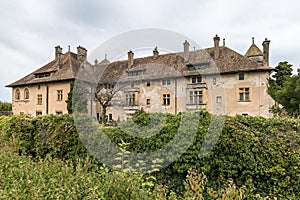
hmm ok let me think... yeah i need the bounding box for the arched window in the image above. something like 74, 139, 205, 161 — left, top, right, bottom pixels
24, 88, 30, 99
15, 88, 20, 100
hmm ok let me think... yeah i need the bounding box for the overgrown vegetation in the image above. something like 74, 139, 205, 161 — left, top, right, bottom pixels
0, 101, 12, 111
0, 111, 299, 199
268, 61, 300, 117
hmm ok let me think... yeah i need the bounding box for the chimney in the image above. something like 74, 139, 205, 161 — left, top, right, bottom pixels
183, 40, 190, 61
77, 46, 87, 61
223, 38, 226, 46
55, 45, 62, 60
213, 34, 220, 59
153, 46, 159, 58
262, 38, 270, 66
128, 50, 134, 68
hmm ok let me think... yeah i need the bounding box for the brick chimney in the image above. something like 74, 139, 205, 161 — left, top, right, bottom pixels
153, 46, 159, 59
128, 50, 134, 68
183, 40, 190, 61
55, 45, 62, 60
213, 34, 220, 59
262, 38, 270, 66
77, 46, 87, 61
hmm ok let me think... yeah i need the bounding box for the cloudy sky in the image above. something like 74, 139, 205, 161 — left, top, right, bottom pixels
1, 0, 300, 102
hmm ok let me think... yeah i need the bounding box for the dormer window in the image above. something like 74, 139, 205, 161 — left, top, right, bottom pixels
35, 72, 50, 78
128, 70, 143, 77
188, 63, 208, 71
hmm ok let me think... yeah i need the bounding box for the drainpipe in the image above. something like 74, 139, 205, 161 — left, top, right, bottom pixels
175, 78, 178, 114
46, 84, 49, 114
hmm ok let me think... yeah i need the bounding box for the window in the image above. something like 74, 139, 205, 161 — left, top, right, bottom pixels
57, 90, 63, 101
56, 111, 63, 115
213, 77, 217, 85
146, 81, 151, 87
36, 111, 42, 116
15, 89, 20, 100
37, 94, 42, 105
128, 71, 143, 76
191, 76, 202, 84
125, 93, 136, 106
109, 114, 113, 121
146, 99, 151, 105
163, 94, 170, 106
162, 79, 171, 85
239, 73, 245, 80
35, 72, 50, 78
24, 88, 30, 99
239, 88, 250, 102
217, 96, 222, 103
189, 90, 203, 104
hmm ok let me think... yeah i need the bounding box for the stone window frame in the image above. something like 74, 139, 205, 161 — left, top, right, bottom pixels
24, 88, 30, 100
15, 88, 21, 101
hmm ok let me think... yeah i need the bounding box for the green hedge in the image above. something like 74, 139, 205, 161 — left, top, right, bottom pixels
0, 112, 299, 198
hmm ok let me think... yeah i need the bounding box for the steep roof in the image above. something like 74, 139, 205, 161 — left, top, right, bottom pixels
245, 44, 263, 57
7, 52, 81, 87
7, 43, 273, 87
94, 45, 273, 83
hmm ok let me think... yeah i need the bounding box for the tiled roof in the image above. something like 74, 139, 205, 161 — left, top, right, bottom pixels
245, 44, 263, 57
7, 52, 81, 87
97, 46, 273, 83
7, 43, 273, 87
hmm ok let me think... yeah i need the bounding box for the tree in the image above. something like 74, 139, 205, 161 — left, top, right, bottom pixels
267, 61, 300, 117
276, 75, 300, 116
268, 61, 293, 101
94, 83, 120, 124
0, 101, 12, 111
66, 80, 88, 114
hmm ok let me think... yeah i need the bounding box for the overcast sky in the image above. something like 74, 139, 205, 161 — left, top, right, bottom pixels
1, 0, 300, 102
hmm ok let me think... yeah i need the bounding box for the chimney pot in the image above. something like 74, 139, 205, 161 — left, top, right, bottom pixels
77, 46, 87, 61
55, 45, 62, 60
153, 46, 159, 58
262, 38, 271, 66
213, 34, 220, 59
128, 50, 134, 68
183, 40, 190, 61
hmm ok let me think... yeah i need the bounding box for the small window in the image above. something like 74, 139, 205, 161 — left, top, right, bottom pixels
216, 96, 222, 103
163, 94, 170, 106
36, 111, 42, 116
109, 114, 113, 121
146, 99, 151, 105
56, 111, 63, 115
24, 88, 30, 99
131, 82, 134, 88
239, 73, 245, 80
239, 88, 250, 102
146, 81, 150, 87
37, 94, 42, 105
15, 89, 20, 100
162, 79, 171, 85
57, 90, 63, 101
192, 77, 196, 83
213, 77, 217, 85
191, 76, 202, 84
